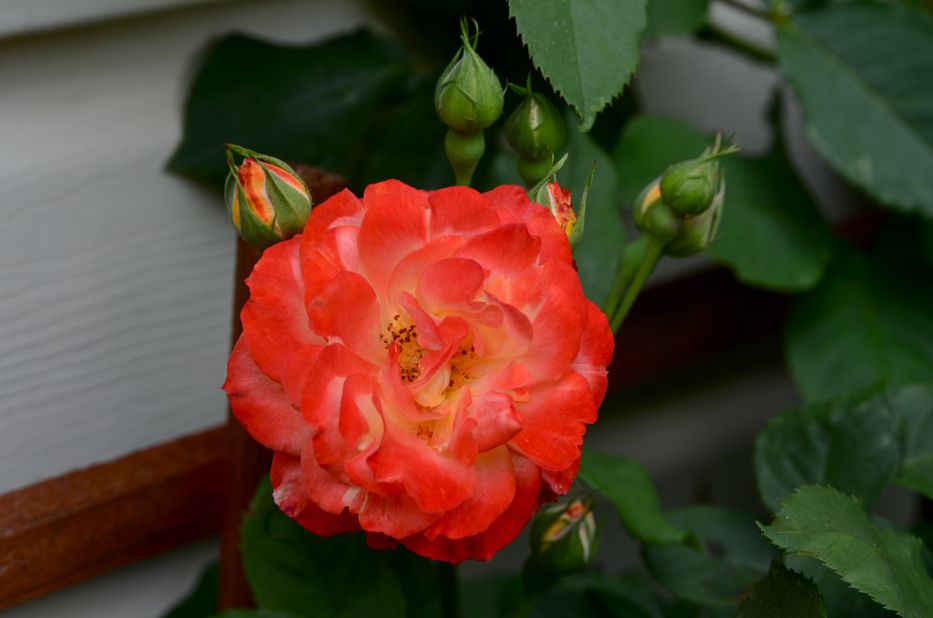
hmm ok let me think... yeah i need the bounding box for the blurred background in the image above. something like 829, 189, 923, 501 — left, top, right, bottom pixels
0, 0, 922, 616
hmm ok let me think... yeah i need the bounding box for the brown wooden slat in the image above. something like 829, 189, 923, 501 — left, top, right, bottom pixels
0, 427, 226, 609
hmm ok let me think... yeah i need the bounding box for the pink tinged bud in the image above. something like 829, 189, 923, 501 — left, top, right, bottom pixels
545, 182, 577, 236
529, 497, 599, 574
224, 145, 312, 249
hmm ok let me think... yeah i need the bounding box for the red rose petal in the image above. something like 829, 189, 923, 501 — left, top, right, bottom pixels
417, 257, 488, 312
509, 371, 596, 472
307, 270, 384, 363
301, 188, 364, 247
386, 236, 465, 310
455, 224, 541, 278
522, 285, 585, 383
572, 301, 613, 407
271, 452, 359, 535
422, 446, 516, 540
429, 186, 501, 238
358, 180, 430, 294
242, 238, 321, 381
401, 454, 541, 562
224, 338, 309, 455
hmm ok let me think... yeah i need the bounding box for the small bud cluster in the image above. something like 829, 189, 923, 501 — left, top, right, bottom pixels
224, 144, 312, 249
633, 134, 738, 257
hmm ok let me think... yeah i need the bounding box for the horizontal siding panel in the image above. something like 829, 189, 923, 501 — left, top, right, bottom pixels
0, 0, 374, 494
0, 0, 231, 39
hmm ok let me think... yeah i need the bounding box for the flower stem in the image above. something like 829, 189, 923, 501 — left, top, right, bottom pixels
438, 562, 462, 618
603, 236, 648, 321
610, 239, 663, 332
696, 24, 777, 64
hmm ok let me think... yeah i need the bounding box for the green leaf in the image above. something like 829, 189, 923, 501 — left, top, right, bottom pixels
645, 0, 709, 37
778, 4, 933, 215
509, 0, 647, 130
240, 477, 421, 618
736, 561, 827, 618
613, 115, 833, 291
785, 248, 933, 402
788, 557, 897, 618
168, 31, 410, 188
162, 562, 218, 618
528, 573, 663, 618
707, 153, 833, 292
762, 485, 933, 618
643, 507, 773, 607
579, 450, 689, 546
890, 384, 933, 499
564, 125, 626, 306
754, 390, 902, 512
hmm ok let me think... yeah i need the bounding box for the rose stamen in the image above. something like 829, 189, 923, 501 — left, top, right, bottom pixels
381, 314, 424, 383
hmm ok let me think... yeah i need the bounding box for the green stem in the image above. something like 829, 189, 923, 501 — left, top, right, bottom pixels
438, 562, 462, 618
603, 236, 648, 320
696, 24, 777, 64
610, 240, 664, 332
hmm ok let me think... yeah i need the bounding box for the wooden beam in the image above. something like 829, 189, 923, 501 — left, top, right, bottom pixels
0, 427, 226, 609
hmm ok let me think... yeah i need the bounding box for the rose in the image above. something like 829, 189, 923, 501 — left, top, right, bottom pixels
224, 179, 614, 562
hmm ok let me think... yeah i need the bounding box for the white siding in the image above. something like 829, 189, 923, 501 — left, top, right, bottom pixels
0, 0, 377, 495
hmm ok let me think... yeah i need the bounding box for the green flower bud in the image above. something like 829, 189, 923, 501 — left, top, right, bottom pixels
659, 158, 720, 216
224, 144, 312, 249
529, 498, 599, 575
660, 134, 739, 216
633, 178, 681, 245
665, 179, 725, 257
434, 20, 504, 133
505, 82, 567, 187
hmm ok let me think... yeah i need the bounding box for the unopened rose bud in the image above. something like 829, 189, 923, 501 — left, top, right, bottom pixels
435, 19, 503, 187
224, 144, 312, 249
529, 497, 599, 575
664, 180, 725, 257
528, 156, 592, 250
633, 178, 681, 245
505, 81, 566, 187
660, 135, 738, 216
434, 20, 504, 133
537, 182, 576, 236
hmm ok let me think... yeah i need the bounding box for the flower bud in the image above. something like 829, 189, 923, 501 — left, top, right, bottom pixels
505, 82, 566, 187
434, 20, 504, 133
664, 180, 725, 257
535, 182, 576, 237
660, 135, 738, 216
224, 144, 312, 249
633, 178, 681, 245
529, 497, 599, 575
528, 156, 592, 250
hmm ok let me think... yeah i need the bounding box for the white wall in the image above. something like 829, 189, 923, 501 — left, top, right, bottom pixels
0, 0, 378, 496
